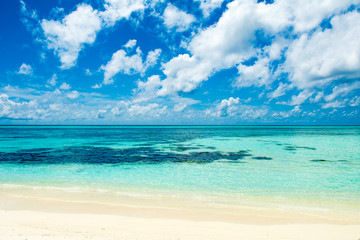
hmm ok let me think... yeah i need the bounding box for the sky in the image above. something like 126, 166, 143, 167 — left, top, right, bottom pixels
0, 0, 360, 125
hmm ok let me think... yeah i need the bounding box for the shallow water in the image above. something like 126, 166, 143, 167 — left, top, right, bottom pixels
0, 126, 359, 207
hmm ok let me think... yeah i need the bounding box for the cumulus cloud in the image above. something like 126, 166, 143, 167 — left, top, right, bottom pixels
40, 0, 145, 69
284, 11, 360, 89
157, 54, 211, 96
100, 0, 145, 27
15, 0, 360, 123
59, 82, 71, 90
0, 94, 45, 120
66, 90, 80, 99
213, 97, 240, 117
195, 0, 225, 17
124, 39, 137, 48
101, 45, 161, 85
111, 101, 167, 118
206, 97, 268, 119
145, 49, 162, 68
101, 49, 143, 85
18, 63, 32, 75
157, 0, 290, 96
235, 58, 271, 88
163, 4, 195, 32
280, 0, 357, 33
0, 86, 118, 122
134, 75, 162, 102
157, 0, 360, 99
41, 4, 102, 69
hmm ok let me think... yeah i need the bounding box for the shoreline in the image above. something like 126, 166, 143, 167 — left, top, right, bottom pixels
1, 186, 359, 224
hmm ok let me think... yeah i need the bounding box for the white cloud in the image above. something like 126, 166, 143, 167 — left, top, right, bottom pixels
111, 101, 167, 118
287, 90, 315, 106
18, 63, 32, 75
157, 54, 211, 96
0, 94, 45, 120
0, 86, 128, 123
101, 46, 161, 85
195, 0, 225, 17
91, 83, 102, 89
41, 0, 145, 69
41, 4, 102, 69
206, 97, 268, 119
350, 96, 360, 107
128, 103, 167, 117
235, 58, 271, 88
267, 82, 290, 100
100, 0, 145, 27
157, 0, 290, 96
324, 82, 360, 102
214, 97, 240, 117
59, 82, 71, 90
85, 69, 92, 76
66, 90, 80, 99
163, 4, 195, 32
157, 0, 360, 97
134, 75, 161, 102
145, 48, 162, 68
101, 49, 143, 85
173, 103, 188, 112
272, 105, 302, 118
310, 92, 324, 103
47, 74, 57, 87
284, 11, 360, 89
292, 105, 301, 113
97, 109, 107, 118
19, 0, 39, 34
319, 82, 360, 109
110, 101, 128, 116
322, 100, 347, 109
279, 0, 357, 33
124, 39, 137, 48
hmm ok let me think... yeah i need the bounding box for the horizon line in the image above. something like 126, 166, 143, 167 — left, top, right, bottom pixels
0, 124, 359, 127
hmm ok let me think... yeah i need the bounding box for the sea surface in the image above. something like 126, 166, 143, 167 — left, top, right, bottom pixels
0, 126, 359, 210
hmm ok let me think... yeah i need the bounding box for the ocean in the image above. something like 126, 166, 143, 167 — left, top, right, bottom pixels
0, 126, 359, 212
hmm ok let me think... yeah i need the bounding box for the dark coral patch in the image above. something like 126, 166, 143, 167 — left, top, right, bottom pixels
206, 146, 216, 150
252, 156, 273, 160
284, 146, 297, 151
284, 145, 316, 151
0, 147, 252, 165
310, 159, 328, 162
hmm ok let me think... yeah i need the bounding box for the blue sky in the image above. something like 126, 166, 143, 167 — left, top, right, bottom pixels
1, 0, 360, 124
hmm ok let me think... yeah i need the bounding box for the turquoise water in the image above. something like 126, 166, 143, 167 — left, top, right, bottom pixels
0, 126, 359, 206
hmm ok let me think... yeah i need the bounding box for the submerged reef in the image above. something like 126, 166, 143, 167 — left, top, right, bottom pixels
0, 146, 253, 165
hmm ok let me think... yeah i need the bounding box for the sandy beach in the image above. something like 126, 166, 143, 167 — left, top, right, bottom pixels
1, 188, 360, 240
2, 209, 360, 240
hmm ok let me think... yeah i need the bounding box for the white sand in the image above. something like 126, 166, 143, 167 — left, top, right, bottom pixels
1, 189, 359, 240
1, 210, 360, 240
